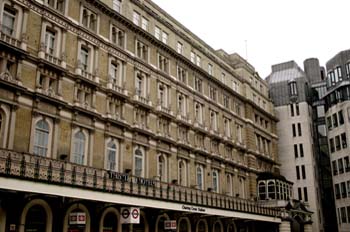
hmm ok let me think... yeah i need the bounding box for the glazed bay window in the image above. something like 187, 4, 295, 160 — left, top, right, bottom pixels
177, 65, 186, 83
2, 5, 16, 36
110, 25, 124, 47
81, 8, 98, 32
158, 53, 169, 73
112, 0, 121, 13
136, 40, 148, 61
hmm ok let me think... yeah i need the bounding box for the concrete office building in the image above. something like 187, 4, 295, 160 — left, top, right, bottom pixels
267, 61, 323, 232
324, 49, 350, 232
0, 0, 292, 231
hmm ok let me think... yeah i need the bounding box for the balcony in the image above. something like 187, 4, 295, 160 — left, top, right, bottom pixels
38, 43, 66, 71
0, 148, 281, 218
75, 61, 99, 85
106, 77, 128, 99
156, 100, 174, 118
0, 29, 26, 52
133, 92, 152, 110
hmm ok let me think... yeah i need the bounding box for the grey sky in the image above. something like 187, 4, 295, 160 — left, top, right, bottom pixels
152, 0, 350, 78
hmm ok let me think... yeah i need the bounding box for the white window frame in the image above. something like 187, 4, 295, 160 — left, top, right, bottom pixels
133, 11, 140, 25
196, 165, 204, 190
162, 31, 168, 44
105, 138, 119, 171
71, 128, 89, 165
33, 119, 50, 157
157, 153, 167, 182
208, 63, 213, 75
212, 169, 219, 193
178, 159, 187, 186
177, 42, 183, 54
133, 145, 145, 177
112, 0, 121, 13
141, 17, 148, 31
226, 173, 233, 196
155, 26, 161, 40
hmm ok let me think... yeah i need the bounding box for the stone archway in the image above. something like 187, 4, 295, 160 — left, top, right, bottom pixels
177, 217, 191, 232
99, 207, 121, 232
212, 220, 223, 232
196, 219, 208, 232
20, 199, 53, 232
155, 213, 170, 232
63, 203, 91, 232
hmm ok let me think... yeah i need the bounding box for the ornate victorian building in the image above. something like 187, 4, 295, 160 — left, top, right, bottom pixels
0, 0, 283, 231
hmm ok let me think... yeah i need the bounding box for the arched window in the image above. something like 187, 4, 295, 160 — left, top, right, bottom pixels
25, 205, 47, 232
196, 165, 203, 190
212, 170, 219, 193
197, 220, 206, 232
178, 160, 186, 186
178, 218, 190, 232
226, 174, 232, 196
73, 131, 86, 165
134, 146, 144, 177
103, 212, 118, 232
214, 222, 222, 232
258, 182, 266, 200
106, 140, 118, 171
157, 154, 167, 182
34, 120, 50, 157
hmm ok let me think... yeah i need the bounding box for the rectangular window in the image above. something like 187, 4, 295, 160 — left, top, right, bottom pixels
208, 63, 213, 75
190, 52, 195, 63
296, 166, 300, 180
111, 25, 124, 47
177, 42, 183, 54
341, 133, 347, 148
133, 11, 140, 25
158, 53, 169, 73
335, 135, 341, 151
209, 85, 217, 101
333, 113, 338, 127
297, 123, 302, 136
177, 66, 186, 83
80, 46, 89, 71
141, 17, 148, 31
296, 103, 300, 115
345, 156, 350, 172
330, 138, 335, 153
112, 0, 121, 12
2, 6, 16, 36
332, 160, 338, 176
327, 116, 332, 130
290, 104, 294, 117
294, 144, 298, 158
335, 184, 340, 199
339, 159, 344, 174
196, 55, 201, 67
292, 124, 296, 137
194, 77, 202, 93
301, 165, 306, 179
341, 207, 347, 223
136, 40, 148, 61
298, 187, 302, 200
341, 182, 347, 198
339, 110, 344, 125
45, 29, 56, 55
223, 94, 230, 108
303, 187, 308, 202
346, 63, 350, 78
299, 144, 304, 157
155, 26, 161, 40
347, 206, 350, 223
161, 31, 168, 44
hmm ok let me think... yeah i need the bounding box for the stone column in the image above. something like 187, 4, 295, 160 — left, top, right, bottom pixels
304, 223, 312, 232
278, 220, 291, 232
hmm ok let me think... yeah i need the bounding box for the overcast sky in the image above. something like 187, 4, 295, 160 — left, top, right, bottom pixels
152, 0, 350, 78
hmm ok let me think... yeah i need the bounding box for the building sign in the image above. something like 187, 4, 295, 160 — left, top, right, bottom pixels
120, 207, 140, 224
107, 171, 155, 187
182, 205, 206, 213
164, 220, 177, 230
69, 212, 86, 225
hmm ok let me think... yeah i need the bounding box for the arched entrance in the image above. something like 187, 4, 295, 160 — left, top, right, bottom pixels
212, 221, 223, 232
99, 207, 121, 232
25, 205, 47, 232
63, 203, 91, 232
178, 217, 191, 232
130, 212, 148, 232
196, 219, 208, 232
155, 214, 170, 232
226, 223, 236, 232
20, 199, 52, 232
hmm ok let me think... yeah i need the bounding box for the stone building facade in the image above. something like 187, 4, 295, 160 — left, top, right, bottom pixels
0, 0, 283, 231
